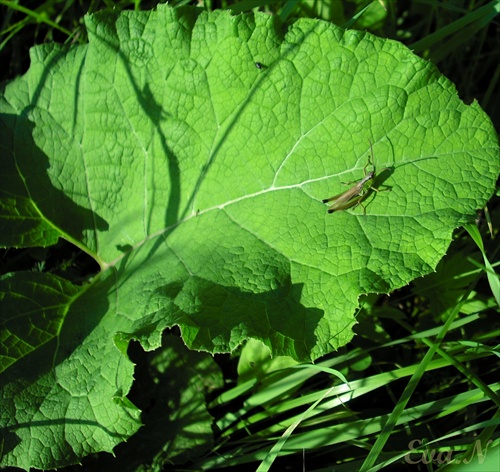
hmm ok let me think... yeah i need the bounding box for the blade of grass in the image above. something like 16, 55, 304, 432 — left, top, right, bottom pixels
215, 314, 486, 435
449, 409, 500, 468
0, 0, 72, 37
342, 1, 376, 29
359, 299, 467, 471
465, 223, 500, 307
394, 315, 500, 408
256, 382, 336, 471
200, 382, 500, 468
410, 0, 500, 54
219, 349, 492, 439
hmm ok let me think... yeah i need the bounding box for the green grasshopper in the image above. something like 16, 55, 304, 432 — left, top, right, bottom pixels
323, 141, 384, 214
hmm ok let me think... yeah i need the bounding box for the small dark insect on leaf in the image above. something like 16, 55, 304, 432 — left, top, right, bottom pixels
255, 62, 264, 69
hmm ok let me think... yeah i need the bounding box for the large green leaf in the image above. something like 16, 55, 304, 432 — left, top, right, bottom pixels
0, 5, 499, 469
